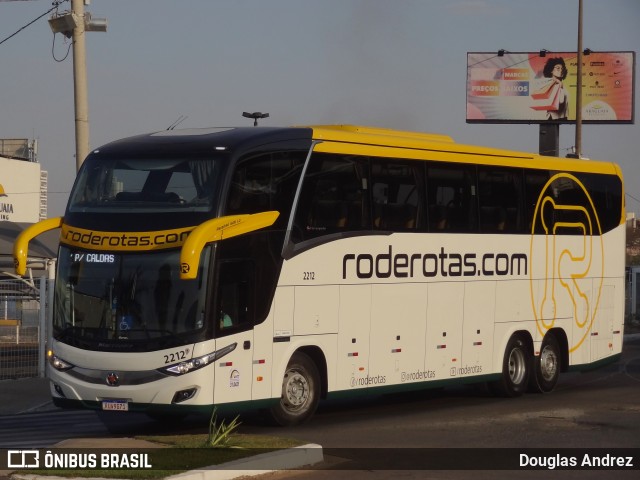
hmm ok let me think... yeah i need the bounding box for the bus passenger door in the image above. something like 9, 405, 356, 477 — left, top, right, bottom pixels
212, 261, 255, 407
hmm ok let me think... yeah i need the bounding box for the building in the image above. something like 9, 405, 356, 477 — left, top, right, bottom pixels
0, 139, 47, 223
0, 138, 56, 279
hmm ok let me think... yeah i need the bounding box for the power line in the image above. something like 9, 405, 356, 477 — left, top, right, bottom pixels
626, 192, 640, 206
51, 28, 72, 62
0, 0, 68, 47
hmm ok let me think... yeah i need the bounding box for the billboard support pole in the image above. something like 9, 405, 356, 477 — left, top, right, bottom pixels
539, 123, 559, 157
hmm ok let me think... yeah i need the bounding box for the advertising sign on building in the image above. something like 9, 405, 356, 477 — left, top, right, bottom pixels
0, 157, 43, 223
466, 51, 635, 124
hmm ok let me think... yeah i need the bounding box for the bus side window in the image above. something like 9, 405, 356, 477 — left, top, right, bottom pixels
575, 172, 623, 233
293, 153, 368, 241
524, 170, 550, 233
426, 164, 477, 233
478, 167, 524, 233
226, 152, 306, 229
371, 158, 424, 231
215, 261, 253, 335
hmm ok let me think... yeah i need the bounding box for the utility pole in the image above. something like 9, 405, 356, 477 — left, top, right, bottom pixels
575, 0, 583, 158
72, 0, 89, 172
48, 1, 106, 172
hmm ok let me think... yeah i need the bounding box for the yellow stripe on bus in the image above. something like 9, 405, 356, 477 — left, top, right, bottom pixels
60, 224, 195, 252
310, 126, 621, 176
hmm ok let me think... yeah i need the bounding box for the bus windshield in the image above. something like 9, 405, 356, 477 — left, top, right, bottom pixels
53, 245, 211, 352
67, 154, 221, 214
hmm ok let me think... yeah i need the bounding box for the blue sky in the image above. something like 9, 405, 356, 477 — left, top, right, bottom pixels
1, 0, 639, 216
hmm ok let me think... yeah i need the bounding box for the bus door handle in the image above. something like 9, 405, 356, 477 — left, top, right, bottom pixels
243, 340, 251, 350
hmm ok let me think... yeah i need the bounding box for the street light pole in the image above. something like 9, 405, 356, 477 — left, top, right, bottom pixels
575, 0, 583, 158
48, 2, 106, 171
71, 0, 89, 172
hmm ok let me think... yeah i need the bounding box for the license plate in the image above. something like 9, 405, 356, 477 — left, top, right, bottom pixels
101, 399, 129, 411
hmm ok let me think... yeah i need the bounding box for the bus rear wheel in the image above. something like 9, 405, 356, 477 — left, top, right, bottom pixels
529, 334, 561, 393
490, 335, 530, 397
269, 352, 320, 426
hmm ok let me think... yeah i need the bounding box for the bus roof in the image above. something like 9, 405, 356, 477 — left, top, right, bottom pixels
308, 125, 621, 176
90, 125, 621, 177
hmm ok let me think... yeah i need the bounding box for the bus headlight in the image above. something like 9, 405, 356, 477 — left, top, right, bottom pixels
160, 343, 236, 376
48, 353, 75, 371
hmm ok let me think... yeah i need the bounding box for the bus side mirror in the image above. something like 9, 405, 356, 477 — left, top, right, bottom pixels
14, 217, 63, 276
179, 211, 279, 280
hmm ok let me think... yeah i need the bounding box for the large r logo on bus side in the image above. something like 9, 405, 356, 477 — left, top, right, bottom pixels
529, 173, 604, 352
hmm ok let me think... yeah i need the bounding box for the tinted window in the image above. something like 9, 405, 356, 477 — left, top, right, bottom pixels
524, 170, 550, 234
426, 163, 477, 233
575, 173, 623, 233
226, 151, 306, 229
215, 260, 254, 337
68, 156, 220, 213
371, 159, 425, 231
478, 167, 523, 233
293, 153, 368, 241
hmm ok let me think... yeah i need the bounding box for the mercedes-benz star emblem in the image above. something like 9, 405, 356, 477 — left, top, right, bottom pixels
106, 372, 120, 386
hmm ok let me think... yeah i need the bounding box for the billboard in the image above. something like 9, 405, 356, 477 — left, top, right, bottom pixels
466, 51, 635, 124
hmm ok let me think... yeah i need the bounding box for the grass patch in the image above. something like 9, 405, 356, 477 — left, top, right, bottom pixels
20, 433, 303, 479
140, 432, 301, 450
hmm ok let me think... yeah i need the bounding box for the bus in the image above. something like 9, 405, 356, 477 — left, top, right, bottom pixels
15, 125, 625, 425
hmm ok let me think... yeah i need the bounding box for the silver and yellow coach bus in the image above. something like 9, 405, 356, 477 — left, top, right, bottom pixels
15, 125, 625, 425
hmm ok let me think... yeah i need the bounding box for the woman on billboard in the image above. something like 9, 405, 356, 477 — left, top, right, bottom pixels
531, 57, 569, 120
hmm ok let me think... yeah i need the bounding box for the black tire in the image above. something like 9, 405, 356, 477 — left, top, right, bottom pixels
529, 334, 561, 393
490, 335, 530, 397
269, 352, 320, 426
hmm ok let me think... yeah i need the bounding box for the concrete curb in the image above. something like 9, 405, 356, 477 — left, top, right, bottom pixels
166, 443, 324, 480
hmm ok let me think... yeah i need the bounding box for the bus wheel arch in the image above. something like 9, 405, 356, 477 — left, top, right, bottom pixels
269, 348, 325, 426
296, 345, 328, 398
490, 331, 532, 397
529, 329, 566, 393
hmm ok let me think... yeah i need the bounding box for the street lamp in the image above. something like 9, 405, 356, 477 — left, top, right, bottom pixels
48, 11, 107, 36
47, 13, 77, 38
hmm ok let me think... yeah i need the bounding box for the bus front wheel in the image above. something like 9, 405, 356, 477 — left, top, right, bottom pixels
490, 335, 530, 397
269, 352, 320, 426
529, 334, 561, 393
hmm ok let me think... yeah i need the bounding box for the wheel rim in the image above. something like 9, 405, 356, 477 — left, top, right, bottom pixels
508, 347, 526, 385
539, 344, 558, 382
282, 369, 310, 412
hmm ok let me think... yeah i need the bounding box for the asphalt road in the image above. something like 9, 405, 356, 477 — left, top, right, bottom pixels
1, 337, 639, 479
246, 335, 640, 479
